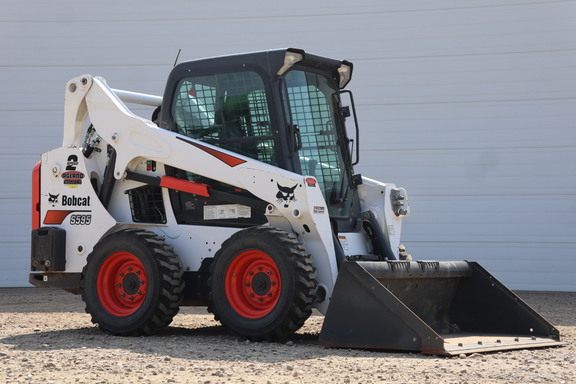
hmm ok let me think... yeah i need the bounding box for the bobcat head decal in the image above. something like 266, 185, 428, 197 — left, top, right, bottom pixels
48, 193, 59, 206
276, 183, 297, 208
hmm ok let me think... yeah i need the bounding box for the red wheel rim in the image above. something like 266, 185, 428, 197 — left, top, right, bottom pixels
96, 252, 148, 317
225, 250, 282, 319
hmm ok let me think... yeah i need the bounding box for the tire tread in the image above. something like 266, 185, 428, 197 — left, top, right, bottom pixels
81, 229, 184, 336
209, 226, 317, 341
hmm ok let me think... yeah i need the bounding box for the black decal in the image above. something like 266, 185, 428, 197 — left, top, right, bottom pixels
62, 195, 91, 207
62, 169, 84, 187
48, 193, 59, 207
276, 183, 297, 208
70, 213, 92, 225
61, 171, 85, 180
66, 155, 79, 171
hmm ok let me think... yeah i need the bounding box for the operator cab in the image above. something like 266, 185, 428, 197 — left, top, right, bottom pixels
157, 49, 360, 231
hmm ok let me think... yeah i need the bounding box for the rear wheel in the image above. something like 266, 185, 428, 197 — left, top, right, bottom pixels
81, 229, 184, 335
210, 226, 317, 340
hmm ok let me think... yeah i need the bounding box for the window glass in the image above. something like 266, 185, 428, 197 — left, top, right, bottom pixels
285, 70, 353, 218
172, 71, 276, 165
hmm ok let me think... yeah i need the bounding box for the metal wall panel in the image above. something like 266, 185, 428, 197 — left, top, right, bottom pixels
1, 0, 574, 290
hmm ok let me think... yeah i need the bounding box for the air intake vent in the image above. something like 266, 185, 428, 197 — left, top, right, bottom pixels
127, 185, 166, 224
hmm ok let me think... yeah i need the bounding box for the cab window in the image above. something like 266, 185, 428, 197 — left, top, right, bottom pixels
172, 71, 277, 165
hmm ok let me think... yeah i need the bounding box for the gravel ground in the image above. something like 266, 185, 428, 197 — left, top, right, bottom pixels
0, 288, 574, 384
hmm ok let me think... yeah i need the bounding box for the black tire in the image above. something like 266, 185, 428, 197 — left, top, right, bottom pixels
81, 229, 184, 335
210, 226, 317, 340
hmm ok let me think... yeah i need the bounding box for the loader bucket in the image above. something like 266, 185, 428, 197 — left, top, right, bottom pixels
319, 260, 564, 355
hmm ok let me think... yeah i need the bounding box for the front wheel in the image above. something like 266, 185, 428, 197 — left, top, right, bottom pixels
81, 229, 184, 335
210, 226, 317, 340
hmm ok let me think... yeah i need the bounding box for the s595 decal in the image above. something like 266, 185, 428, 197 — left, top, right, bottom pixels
70, 214, 92, 225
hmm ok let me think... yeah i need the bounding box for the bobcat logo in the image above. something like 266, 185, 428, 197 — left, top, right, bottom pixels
276, 183, 297, 208
48, 193, 59, 206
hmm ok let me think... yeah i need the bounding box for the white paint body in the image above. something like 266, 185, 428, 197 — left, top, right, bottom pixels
38, 75, 408, 314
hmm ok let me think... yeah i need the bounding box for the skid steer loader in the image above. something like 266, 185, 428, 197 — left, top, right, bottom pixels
30, 48, 563, 355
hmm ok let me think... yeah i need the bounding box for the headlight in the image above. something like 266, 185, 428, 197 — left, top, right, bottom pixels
337, 63, 352, 88
277, 51, 304, 76
391, 187, 410, 217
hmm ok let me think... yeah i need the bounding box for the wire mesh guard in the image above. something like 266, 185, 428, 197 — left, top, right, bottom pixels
127, 185, 166, 224
288, 84, 342, 183
285, 70, 352, 217
172, 71, 276, 165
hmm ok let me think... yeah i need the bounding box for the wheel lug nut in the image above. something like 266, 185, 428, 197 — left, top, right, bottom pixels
258, 297, 263, 302
129, 296, 134, 301
119, 272, 124, 277
249, 271, 254, 276
267, 271, 271, 275
245, 282, 250, 287
136, 270, 141, 275
249, 293, 254, 297
268, 293, 273, 297
120, 293, 125, 298
116, 283, 121, 288
127, 267, 132, 271
258, 266, 263, 271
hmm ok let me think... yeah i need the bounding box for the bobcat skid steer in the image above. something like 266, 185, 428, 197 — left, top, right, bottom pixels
30, 48, 563, 355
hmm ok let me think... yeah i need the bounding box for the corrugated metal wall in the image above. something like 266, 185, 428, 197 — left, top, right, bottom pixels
1, 0, 575, 290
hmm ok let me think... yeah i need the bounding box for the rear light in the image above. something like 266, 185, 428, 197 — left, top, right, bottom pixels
305, 177, 317, 187
32, 161, 41, 230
